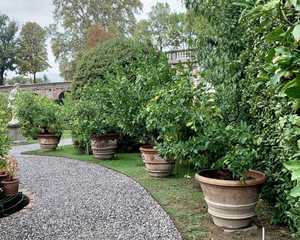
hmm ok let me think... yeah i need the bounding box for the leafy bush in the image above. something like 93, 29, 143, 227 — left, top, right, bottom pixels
0, 93, 11, 122
0, 157, 7, 172
70, 38, 173, 149
105, 51, 174, 144
16, 92, 63, 139
64, 82, 119, 152
145, 73, 258, 180
73, 38, 159, 97
0, 94, 9, 158
185, 0, 300, 234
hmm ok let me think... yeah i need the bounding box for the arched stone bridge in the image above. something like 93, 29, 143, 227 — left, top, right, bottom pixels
0, 82, 71, 101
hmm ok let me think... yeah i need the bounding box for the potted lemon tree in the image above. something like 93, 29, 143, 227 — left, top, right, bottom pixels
143, 74, 198, 178
146, 74, 266, 227
194, 123, 266, 229
16, 92, 63, 150
65, 83, 119, 160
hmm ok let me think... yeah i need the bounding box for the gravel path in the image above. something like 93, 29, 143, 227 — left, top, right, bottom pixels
0, 140, 182, 240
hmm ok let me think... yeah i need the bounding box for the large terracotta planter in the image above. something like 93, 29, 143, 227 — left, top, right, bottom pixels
37, 133, 60, 150
2, 178, 19, 197
195, 170, 266, 229
139, 146, 174, 178
91, 134, 118, 160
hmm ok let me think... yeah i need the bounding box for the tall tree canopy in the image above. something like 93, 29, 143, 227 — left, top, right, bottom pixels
51, 0, 142, 81
0, 14, 18, 85
86, 24, 115, 49
17, 22, 49, 83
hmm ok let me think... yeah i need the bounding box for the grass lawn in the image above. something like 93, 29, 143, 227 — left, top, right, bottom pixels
25, 145, 292, 240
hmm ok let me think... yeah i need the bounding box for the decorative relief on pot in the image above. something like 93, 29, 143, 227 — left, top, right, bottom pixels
91, 135, 118, 160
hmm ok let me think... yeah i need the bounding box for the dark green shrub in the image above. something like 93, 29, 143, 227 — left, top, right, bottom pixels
73, 38, 159, 97
16, 92, 63, 139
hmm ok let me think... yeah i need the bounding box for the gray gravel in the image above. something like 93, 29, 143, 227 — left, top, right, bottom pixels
0, 140, 182, 240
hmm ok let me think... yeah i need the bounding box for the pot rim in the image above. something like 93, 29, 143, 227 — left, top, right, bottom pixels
195, 169, 266, 187
2, 178, 19, 184
37, 133, 60, 138
91, 133, 119, 140
139, 145, 158, 154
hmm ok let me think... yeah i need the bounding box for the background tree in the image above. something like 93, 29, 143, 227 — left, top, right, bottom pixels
17, 22, 49, 83
50, 0, 142, 81
133, 3, 188, 51
86, 24, 115, 49
5, 74, 49, 85
0, 14, 18, 85
133, 20, 153, 46
148, 3, 170, 50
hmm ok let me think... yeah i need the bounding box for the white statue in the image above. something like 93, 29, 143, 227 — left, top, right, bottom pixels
8, 83, 20, 126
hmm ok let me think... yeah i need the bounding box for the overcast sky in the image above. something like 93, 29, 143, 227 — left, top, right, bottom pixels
0, 0, 184, 82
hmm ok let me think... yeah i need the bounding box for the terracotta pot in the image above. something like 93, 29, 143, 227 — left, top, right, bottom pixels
195, 169, 266, 229
2, 178, 19, 197
0, 172, 9, 187
139, 146, 174, 178
91, 134, 118, 160
37, 133, 60, 150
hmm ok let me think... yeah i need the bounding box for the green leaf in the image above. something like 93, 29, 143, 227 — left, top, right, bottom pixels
290, 185, 300, 198
291, 169, 300, 181
285, 86, 300, 98
292, 24, 300, 42
291, 0, 300, 11
284, 160, 300, 171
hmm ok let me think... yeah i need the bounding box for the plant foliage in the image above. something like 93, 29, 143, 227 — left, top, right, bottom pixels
185, 0, 300, 234
0, 94, 9, 157
16, 92, 63, 139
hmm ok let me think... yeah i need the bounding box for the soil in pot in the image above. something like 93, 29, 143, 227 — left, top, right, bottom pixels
195, 169, 266, 230
37, 133, 60, 150
139, 146, 174, 178
2, 178, 19, 197
91, 134, 118, 160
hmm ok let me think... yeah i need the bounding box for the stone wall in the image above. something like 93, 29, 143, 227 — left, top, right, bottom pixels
0, 82, 71, 100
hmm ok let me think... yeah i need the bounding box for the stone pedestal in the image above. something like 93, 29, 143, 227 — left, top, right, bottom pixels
8, 123, 26, 144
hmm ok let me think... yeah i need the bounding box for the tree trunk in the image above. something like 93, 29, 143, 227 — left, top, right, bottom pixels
0, 69, 4, 85
33, 73, 36, 84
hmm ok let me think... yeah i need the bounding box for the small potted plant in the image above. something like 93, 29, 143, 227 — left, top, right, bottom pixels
16, 92, 63, 150
2, 156, 19, 196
